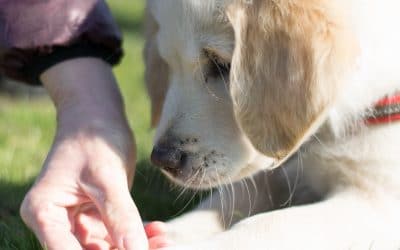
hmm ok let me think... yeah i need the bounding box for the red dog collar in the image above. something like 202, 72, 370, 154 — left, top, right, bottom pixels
365, 93, 400, 125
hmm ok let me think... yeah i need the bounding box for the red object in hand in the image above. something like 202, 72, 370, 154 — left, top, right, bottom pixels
145, 222, 174, 250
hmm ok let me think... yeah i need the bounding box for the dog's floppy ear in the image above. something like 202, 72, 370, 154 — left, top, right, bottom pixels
144, 4, 169, 127
227, 0, 358, 159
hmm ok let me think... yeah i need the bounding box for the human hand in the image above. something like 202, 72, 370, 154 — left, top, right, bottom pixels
20, 58, 148, 250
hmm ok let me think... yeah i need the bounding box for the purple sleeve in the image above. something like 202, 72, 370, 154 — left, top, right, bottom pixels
0, 0, 123, 85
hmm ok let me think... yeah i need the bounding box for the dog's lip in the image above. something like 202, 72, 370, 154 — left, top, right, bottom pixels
160, 157, 277, 190
161, 166, 236, 189
160, 169, 207, 188
158, 149, 277, 189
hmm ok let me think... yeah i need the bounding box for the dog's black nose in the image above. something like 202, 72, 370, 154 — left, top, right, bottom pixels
151, 146, 187, 173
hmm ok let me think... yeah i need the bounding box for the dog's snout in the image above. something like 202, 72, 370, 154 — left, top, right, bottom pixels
151, 145, 187, 173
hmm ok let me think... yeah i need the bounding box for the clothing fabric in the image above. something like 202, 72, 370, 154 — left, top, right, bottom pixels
0, 0, 123, 85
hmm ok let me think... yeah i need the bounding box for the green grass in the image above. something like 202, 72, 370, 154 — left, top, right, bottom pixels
0, 1, 200, 249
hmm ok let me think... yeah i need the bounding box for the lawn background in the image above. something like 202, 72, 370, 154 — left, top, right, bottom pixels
0, 1, 200, 249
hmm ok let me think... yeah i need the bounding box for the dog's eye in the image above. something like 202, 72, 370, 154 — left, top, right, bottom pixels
204, 50, 231, 81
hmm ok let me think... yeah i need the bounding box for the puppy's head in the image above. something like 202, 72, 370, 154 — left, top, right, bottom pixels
145, 0, 357, 189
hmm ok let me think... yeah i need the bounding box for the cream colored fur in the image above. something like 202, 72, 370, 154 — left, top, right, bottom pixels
144, 0, 400, 249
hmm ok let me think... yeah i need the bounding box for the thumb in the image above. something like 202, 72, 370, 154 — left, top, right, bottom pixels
82, 167, 148, 250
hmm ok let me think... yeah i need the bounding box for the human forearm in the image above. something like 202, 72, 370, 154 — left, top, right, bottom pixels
41, 57, 127, 126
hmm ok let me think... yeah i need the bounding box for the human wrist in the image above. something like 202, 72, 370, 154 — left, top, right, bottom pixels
40, 58, 129, 131
39, 57, 136, 182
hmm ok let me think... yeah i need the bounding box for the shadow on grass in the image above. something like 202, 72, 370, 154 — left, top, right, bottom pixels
133, 160, 206, 221
0, 178, 41, 250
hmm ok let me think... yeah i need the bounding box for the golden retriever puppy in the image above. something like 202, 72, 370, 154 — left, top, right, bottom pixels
144, 0, 400, 249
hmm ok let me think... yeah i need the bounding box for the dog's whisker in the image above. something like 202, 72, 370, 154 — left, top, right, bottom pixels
264, 171, 275, 209
173, 188, 199, 219
241, 178, 253, 218
199, 168, 206, 187
222, 184, 231, 227
217, 185, 226, 229
249, 175, 259, 201
228, 176, 235, 228
312, 134, 329, 152
290, 154, 301, 204
238, 180, 246, 209
174, 168, 201, 203
297, 149, 305, 193
171, 169, 203, 217
209, 181, 214, 209
281, 166, 293, 207
213, 166, 227, 228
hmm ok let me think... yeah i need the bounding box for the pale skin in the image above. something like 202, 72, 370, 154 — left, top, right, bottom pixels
19, 58, 171, 250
